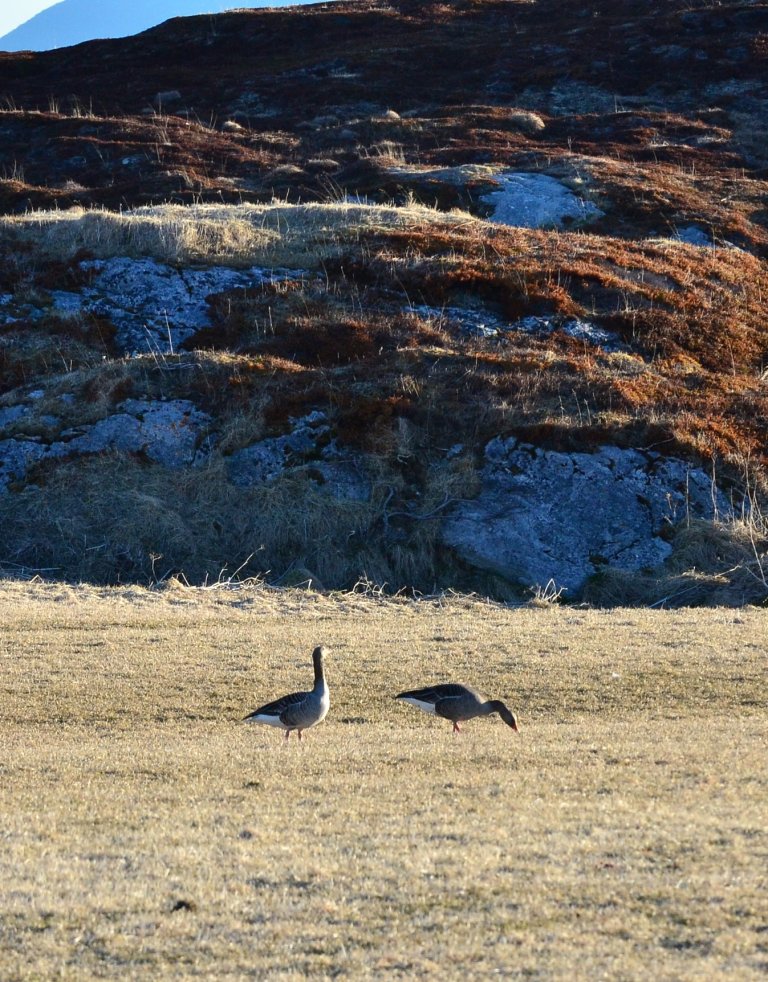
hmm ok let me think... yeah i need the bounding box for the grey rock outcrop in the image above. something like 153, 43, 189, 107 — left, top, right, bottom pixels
51, 399, 211, 468
0, 399, 211, 490
0, 406, 30, 428
480, 173, 603, 229
442, 438, 728, 594
0, 258, 307, 355
226, 411, 370, 500
0, 439, 47, 491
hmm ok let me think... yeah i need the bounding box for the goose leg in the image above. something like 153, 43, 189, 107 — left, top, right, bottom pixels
284, 729, 290, 741
452, 722, 461, 734
297, 730, 303, 742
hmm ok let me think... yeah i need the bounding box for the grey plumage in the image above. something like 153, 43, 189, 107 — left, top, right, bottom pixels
244, 645, 330, 740
395, 682, 518, 734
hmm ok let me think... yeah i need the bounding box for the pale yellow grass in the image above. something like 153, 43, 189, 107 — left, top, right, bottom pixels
0, 200, 474, 269
0, 581, 766, 980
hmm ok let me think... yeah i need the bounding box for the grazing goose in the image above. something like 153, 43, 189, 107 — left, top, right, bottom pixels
244, 645, 330, 740
395, 683, 518, 734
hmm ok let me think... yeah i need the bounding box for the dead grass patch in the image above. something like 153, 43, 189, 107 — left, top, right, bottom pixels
0, 450, 469, 592
0, 584, 765, 978
0, 200, 473, 269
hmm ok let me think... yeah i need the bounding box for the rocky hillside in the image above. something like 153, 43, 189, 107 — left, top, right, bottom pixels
0, 0, 766, 604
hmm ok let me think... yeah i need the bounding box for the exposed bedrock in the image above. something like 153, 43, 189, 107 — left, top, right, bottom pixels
441, 438, 729, 595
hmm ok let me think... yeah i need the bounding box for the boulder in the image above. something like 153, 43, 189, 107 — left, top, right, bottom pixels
0, 399, 211, 490
441, 438, 729, 594
0, 406, 30, 428
44, 258, 306, 355
51, 399, 210, 468
226, 411, 371, 500
480, 172, 603, 229
0, 439, 47, 491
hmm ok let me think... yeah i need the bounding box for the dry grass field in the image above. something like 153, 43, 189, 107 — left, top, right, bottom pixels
0, 581, 766, 979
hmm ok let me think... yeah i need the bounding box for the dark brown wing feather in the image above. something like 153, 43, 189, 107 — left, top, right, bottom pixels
244, 690, 310, 723
395, 683, 476, 704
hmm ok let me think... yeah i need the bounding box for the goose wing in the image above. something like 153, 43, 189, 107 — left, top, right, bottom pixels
244, 689, 310, 724
396, 683, 474, 705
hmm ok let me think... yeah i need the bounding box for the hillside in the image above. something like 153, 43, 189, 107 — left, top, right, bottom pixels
0, 0, 766, 602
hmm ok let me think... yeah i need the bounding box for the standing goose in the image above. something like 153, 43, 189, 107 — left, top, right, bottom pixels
395, 683, 518, 734
244, 645, 330, 740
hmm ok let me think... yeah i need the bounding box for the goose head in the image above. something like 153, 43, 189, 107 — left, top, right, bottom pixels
490, 700, 518, 732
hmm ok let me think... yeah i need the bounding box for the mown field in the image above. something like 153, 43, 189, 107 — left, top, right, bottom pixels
0, 580, 766, 979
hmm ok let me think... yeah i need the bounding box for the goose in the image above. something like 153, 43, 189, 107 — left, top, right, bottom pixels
395, 683, 518, 734
244, 645, 330, 740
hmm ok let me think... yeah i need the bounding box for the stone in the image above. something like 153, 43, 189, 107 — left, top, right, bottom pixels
46, 257, 307, 355
0, 406, 30, 429
226, 412, 369, 499
0, 399, 211, 489
480, 172, 603, 229
226, 438, 289, 486
226, 412, 331, 486
49, 399, 211, 469
441, 438, 729, 594
0, 439, 47, 490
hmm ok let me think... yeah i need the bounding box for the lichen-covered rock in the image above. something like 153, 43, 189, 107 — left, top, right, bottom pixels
0, 406, 30, 429
480, 172, 603, 229
0, 399, 212, 489
226, 412, 371, 500
50, 399, 210, 468
43, 258, 306, 355
0, 438, 47, 490
442, 439, 729, 594
226, 438, 290, 486
227, 411, 331, 486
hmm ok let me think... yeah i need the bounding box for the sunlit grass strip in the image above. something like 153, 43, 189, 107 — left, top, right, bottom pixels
0, 200, 475, 267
